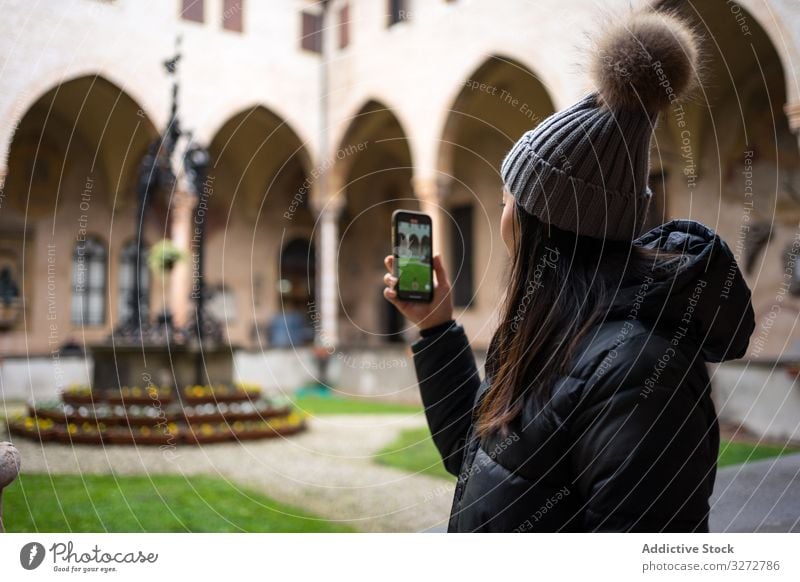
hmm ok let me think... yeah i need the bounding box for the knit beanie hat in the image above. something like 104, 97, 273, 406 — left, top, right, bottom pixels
500, 10, 701, 241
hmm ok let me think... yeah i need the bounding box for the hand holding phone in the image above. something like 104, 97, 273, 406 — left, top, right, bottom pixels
384, 209, 453, 331
383, 254, 454, 332
391, 210, 433, 302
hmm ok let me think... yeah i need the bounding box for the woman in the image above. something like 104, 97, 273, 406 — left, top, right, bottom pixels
382, 9, 756, 532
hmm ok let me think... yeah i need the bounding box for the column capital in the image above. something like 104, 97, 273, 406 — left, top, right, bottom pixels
785, 101, 800, 132
412, 175, 452, 204
784, 102, 800, 156
311, 193, 346, 220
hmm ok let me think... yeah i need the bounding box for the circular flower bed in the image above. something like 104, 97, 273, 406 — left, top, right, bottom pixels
8, 383, 307, 446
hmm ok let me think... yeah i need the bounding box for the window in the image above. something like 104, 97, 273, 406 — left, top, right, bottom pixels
338, 3, 350, 49
180, 0, 204, 23
222, 0, 243, 32
118, 241, 149, 324
71, 236, 107, 326
450, 205, 474, 307
388, 0, 409, 26
301, 11, 323, 53
278, 238, 315, 307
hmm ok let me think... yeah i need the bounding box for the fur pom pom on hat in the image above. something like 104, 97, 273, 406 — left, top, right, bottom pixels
592, 10, 700, 112
500, 9, 701, 241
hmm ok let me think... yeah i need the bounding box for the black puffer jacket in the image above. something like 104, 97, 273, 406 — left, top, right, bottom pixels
412, 220, 755, 532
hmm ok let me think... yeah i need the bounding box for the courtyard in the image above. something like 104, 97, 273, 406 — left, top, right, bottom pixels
3, 394, 799, 533
0, 0, 799, 561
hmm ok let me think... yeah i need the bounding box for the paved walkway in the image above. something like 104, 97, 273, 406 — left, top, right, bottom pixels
710, 452, 800, 532
2, 414, 454, 533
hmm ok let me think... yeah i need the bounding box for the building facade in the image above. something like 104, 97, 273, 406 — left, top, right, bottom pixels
1, 0, 800, 439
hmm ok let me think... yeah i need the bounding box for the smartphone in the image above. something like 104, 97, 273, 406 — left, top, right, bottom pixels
392, 209, 433, 303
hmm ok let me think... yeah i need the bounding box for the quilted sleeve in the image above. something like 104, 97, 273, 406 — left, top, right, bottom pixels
411, 322, 482, 477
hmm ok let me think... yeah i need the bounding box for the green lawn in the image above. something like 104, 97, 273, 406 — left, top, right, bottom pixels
718, 439, 800, 466
375, 426, 453, 480
291, 393, 423, 415
3, 473, 355, 533
375, 426, 800, 481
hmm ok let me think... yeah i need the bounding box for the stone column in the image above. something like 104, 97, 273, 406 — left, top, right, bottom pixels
170, 189, 197, 329
0, 442, 21, 533
313, 195, 345, 349
0, 166, 6, 211
785, 101, 800, 153
411, 175, 448, 257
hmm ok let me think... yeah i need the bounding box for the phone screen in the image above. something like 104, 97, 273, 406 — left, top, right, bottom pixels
394, 212, 433, 302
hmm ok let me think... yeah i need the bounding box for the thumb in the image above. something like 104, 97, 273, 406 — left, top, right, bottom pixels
433, 254, 450, 287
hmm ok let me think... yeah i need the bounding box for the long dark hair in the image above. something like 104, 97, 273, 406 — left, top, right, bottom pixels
476, 200, 682, 440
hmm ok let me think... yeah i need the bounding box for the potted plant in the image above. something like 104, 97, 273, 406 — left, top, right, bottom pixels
148, 239, 186, 328
148, 239, 186, 276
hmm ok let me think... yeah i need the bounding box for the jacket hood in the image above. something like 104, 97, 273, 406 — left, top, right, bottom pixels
605, 219, 756, 363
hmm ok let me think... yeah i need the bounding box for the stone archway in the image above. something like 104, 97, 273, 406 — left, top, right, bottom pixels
208, 105, 314, 348
334, 100, 416, 346
655, 1, 800, 360
437, 55, 556, 346
2, 74, 158, 353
